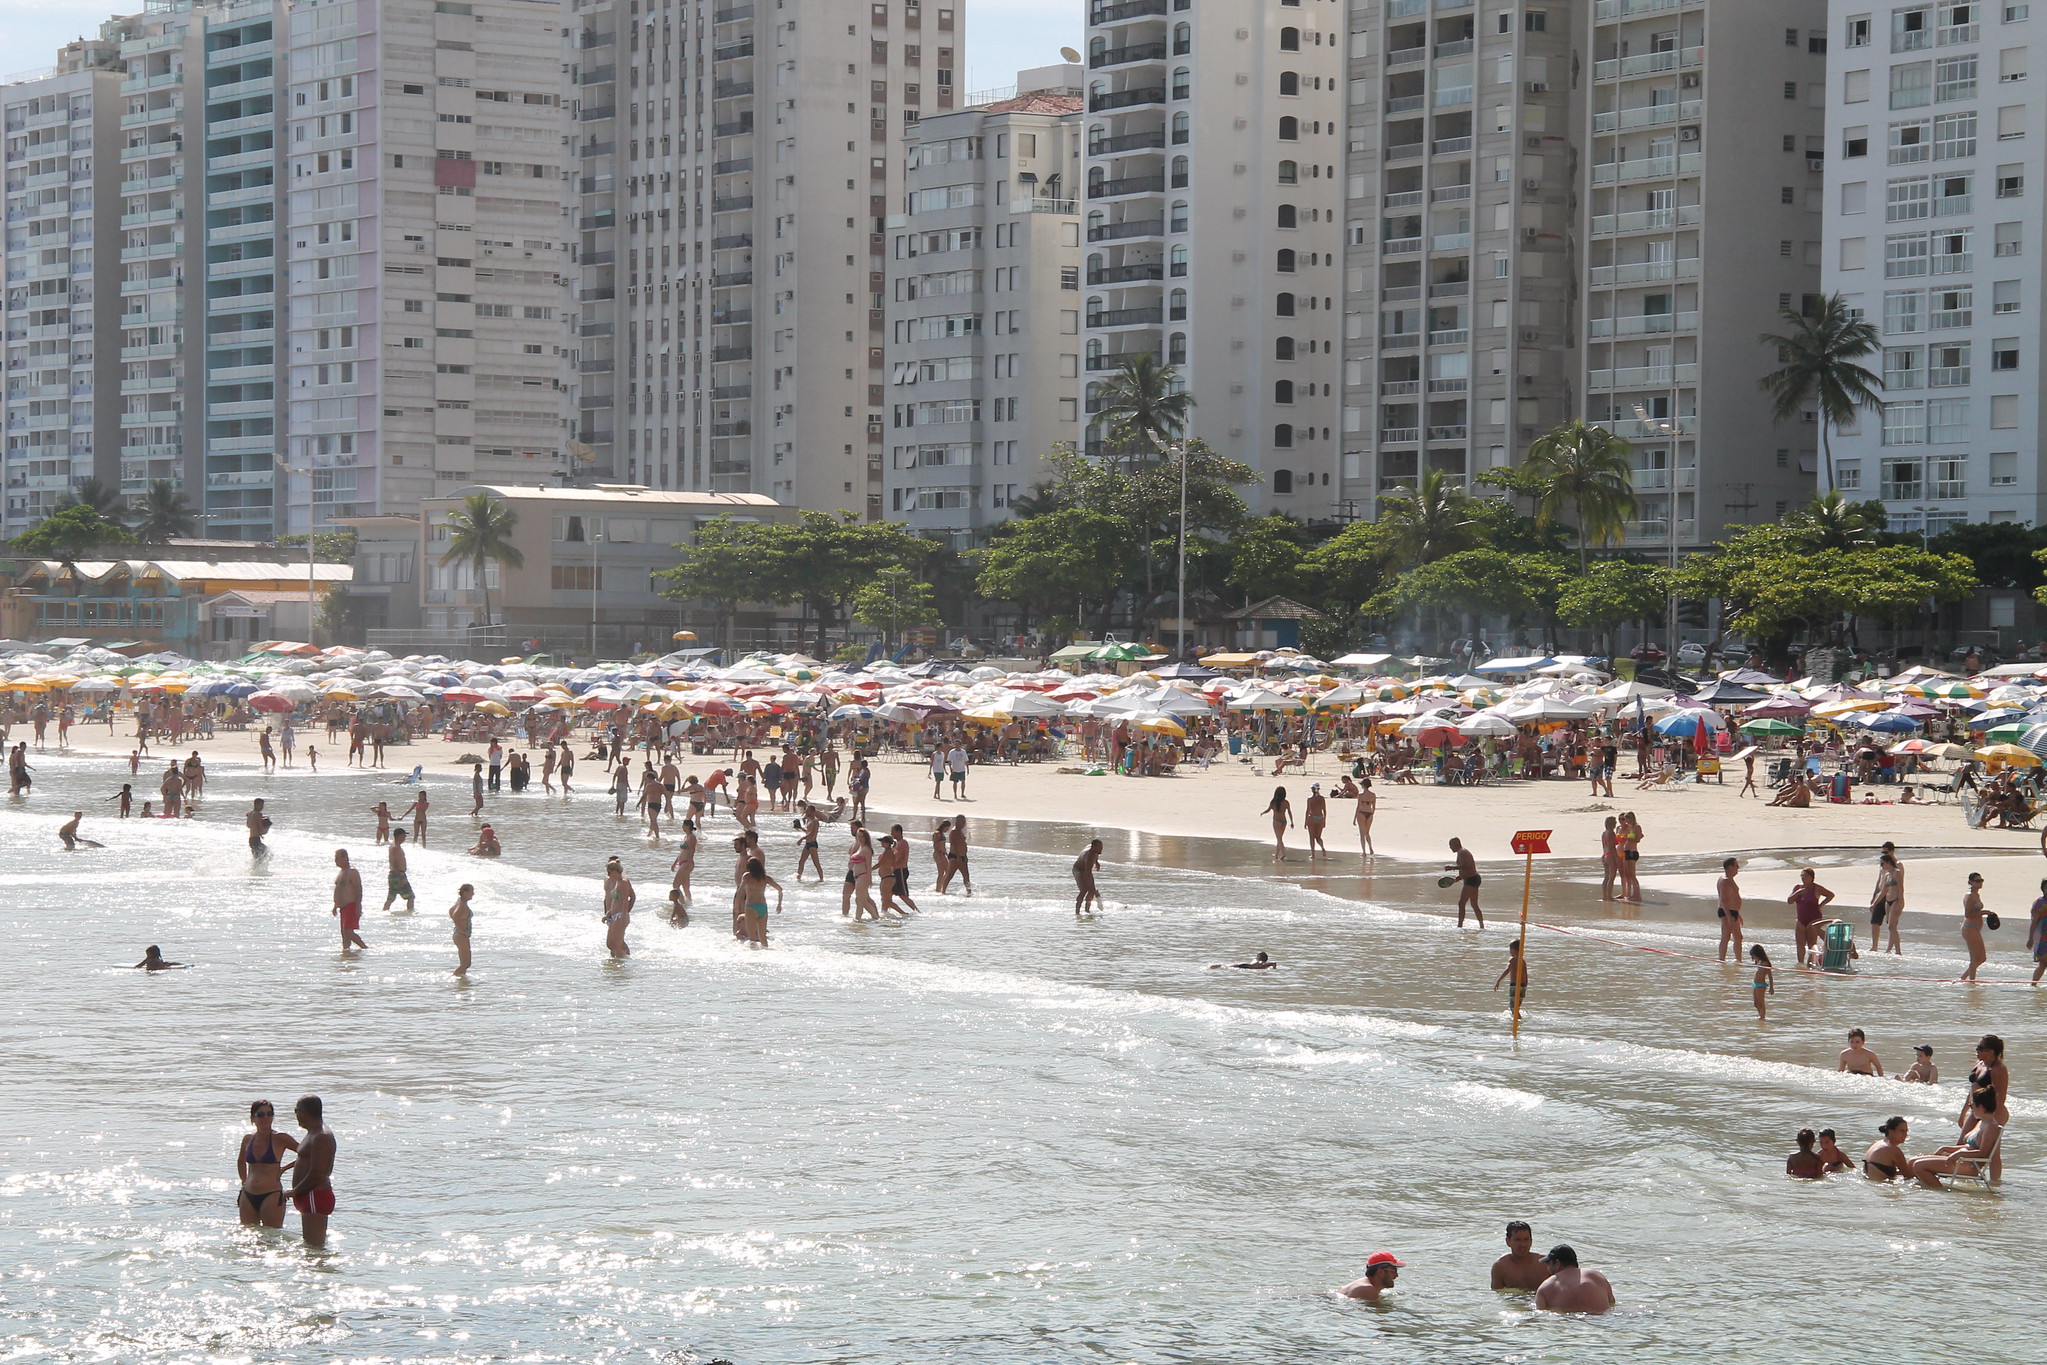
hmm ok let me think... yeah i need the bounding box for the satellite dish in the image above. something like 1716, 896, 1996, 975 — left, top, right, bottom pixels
1060, 46, 1081, 63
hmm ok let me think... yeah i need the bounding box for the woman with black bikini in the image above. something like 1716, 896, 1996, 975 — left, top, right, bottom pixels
1961, 1034, 2010, 1180
236, 1099, 299, 1228
1863, 1116, 1908, 1182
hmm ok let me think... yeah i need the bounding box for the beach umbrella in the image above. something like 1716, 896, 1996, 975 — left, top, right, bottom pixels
1739, 717, 1806, 737
1152, 662, 1220, 681
247, 691, 296, 712
1812, 698, 1890, 719
474, 700, 512, 716
1457, 712, 1519, 738
1653, 710, 1725, 738
1851, 710, 1923, 735
2015, 722, 2047, 757
1719, 668, 1786, 686
1135, 714, 1188, 737
1975, 743, 2042, 767
1901, 681, 1985, 699
1888, 737, 1939, 754
1690, 679, 1767, 704
829, 704, 878, 721
1964, 707, 2026, 730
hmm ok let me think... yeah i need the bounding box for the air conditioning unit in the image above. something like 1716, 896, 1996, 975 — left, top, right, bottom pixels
1525, 136, 1544, 150
1525, 81, 1549, 94
1523, 177, 1542, 191
1801, 410, 1818, 423
1520, 328, 1540, 342
1522, 226, 1542, 239
1681, 72, 1701, 88
1678, 126, 1700, 142
1807, 156, 1826, 172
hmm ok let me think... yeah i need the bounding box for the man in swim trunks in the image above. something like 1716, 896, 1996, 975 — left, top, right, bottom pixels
381, 829, 416, 914
1073, 838, 1104, 916
333, 849, 367, 950
1493, 938, 1528, 1011
1338, 1250, 1405, 1302
1532, 1245, 1614, 1313
1714, 856, 1745, 961
1447, 838, 1484, 928
1838, 1028, 1885, 1077
245, 798, 271, 858
288, 1094, 337, 1247
58, 810, 84, 850
1490, 1220, 1549, 1291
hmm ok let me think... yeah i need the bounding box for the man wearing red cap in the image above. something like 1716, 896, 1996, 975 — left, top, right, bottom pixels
1338, 1250, 1406, 1301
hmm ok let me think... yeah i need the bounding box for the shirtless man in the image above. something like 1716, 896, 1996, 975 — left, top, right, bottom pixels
1446, 837, 1484, 928
1353, 778, 1377, 861
245, 798, 271, 858
1489, 1220, 1548, 1291
943, 816, 972, 895
1073, 838, 1104, 916
1208, 952, 1277, 970
1531, 1245, 1614, 1314
288, 1095, 337, 1248
332, 849, 367, 950
886, 824, 920, 913
1715, 856, 1745, 962
381, 829, 416, 914
58, 811, 87, 850
659, 755, 682, 817
1337, 1251, 1405, 1302
602, 856, 635, 958
1838, 1028, 1885, 1077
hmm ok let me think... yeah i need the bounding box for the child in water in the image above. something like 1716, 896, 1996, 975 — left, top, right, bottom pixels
1750, 944, 1776, 1021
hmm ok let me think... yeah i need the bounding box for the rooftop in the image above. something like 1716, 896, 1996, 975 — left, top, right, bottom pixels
442, 485, 782, 508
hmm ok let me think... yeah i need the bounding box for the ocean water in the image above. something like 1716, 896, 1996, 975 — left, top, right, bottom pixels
0, 751, 2040, 1364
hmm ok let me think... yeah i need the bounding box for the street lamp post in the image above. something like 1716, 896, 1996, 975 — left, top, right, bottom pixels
1174, 439, 1189, 660
589, 525, 603, 661
878, 566, 908, 651
274, 456, 317, 648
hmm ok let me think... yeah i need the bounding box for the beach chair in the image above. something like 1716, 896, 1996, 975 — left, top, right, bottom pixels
1935, 1133, 1998, 1191
1667, 771, 1698, 790
1819, 921, 1857, 972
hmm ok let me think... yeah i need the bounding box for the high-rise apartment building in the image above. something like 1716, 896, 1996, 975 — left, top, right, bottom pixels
1823, 0, 2037, 530
1338, 0, 1580, 518
1, 41, 126, 538
884, 65, 1083, 543
1340, 0, 1826, 544
1082, 0, 1346, 516
1583, 0, 1829, 543
578, 0, 961, 516
278, 0, 575, 536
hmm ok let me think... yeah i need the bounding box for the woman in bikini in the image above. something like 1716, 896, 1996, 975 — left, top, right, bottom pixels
1749, 943, 1775, 1021
1961, 1035, 2010, 1180
795, 806, 822, 881
1909, 1087, 2003, 1186
844, 826, 880, 920
236, 1099, 300, 1228
1260, 787, 1293, 862
1617, 811, 1643, 903
448, 883, 474, 977
1303, 785, 1329, 857
931, 818, 952, 890
669, 819, 698, 905
1960, 872, 1988, 981
1863, 1116, 1909, 1182
739, 856, 782, 947
1599, 816, 1620, 902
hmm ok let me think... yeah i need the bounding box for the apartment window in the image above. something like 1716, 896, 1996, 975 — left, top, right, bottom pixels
1932, 285, 1974, 326
1933, 111, 1978, 158
1280, 26, 1300, 51
1895, 6, 1933, 50
1278, 70, 1299, 97
1882, 457, 1926, 501
1883, 403, 1928, 447
1891, 62, 1933, 107
1997, 164, 2025, 195
1847, 15, 1873, 47
1990, 451, 2018, 486
1844, 130, 1870, 157
1886, 289, 1927, 333
1273, 424, 1295, 449
1991, 394, 2019, 427
1891, 120, 1931, 161
1993, 278, 2022, 312
1524, 10, 1548, 31
1888, 177, 1932, 220
1171, 200, 1190, 231
1885, 345, 1926, 389
1995, 220, 2024, 254
1929, 341, 1971, 385
1932, 227, 1973, 271
1932, 456, 1968, 499
1172, 67, 1192, 99
1935, 55, 1979, 101
1934, 172, 1975, 214
1990, 336, 2020, 367
1885, 232, 1931, 275
1276, 203, 1297, 228
1278, 115, 1299, 140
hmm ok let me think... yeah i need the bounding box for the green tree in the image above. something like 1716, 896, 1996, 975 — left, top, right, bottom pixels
851, 574, 942, 639
1299, 518, 1399, 626
1682, 525, 1975, 653
1938, 523, 2047, 592
974, 507, 1141, 636
56, 475, 126, 526
1090, 351, 1194, 461
1557, 559, 1670, 661
1224, 514, 1312, 603
1783, 489, 1886, 551
656, 514, 781, 652
1758, 293, 1883, 492
1522, 420, 1638, 571
275, 528, 360, 563
131, 480, 197, 544
1377, 468, 1480, 567
12, 503, 133, 563
437, 491, 525, 628
1367, 548, 1567, 651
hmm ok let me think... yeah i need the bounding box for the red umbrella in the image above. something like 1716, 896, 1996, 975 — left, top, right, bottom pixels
248, 692, 296, 712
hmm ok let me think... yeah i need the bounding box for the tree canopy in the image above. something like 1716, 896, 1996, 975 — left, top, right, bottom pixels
11, 504, 132, 562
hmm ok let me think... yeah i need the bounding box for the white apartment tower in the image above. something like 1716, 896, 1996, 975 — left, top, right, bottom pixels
885, 66, 1084, 543
582, 0, 960, 516
1, 42, 126, 538
278, 0, 576, 535
1338, 0, 1580, 515
1584, 0, 1829, 543
1823, 0, 2039, 530
1083, 0, 1346, 516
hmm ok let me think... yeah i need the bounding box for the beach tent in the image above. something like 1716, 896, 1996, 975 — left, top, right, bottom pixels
1690, 679, 1768, 704
1472, 655, 1556, 674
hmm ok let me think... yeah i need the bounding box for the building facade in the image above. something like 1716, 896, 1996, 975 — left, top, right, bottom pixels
885, 66, 1083, 543
1823, 0, 2040, 530
1, 43, 126, 539
1082, 0, 1347, 516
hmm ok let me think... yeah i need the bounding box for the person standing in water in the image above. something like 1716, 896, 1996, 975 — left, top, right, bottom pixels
1715, 857, 1745, 962
1493, 938, 1528, 1012
1073, 838, 1104, 915
1353, 778, 1377, 861
795, 806, 822, 882
235, 1099, 299, 1229
886, 823, 921, 913
288, 1095, 336, 1248
332, 849, 367, 950
602, 856, 636, 958
245, 798, 271, 859
448, 883, 474, 976
405, 790, 429, 846
1960, 871, 1989, 981
1260, 787, 1293, 862
1599, 816, 1620, 902
739, 856, 782, 947
943, 815, 973, 895
2029, 879, 2047, 985
1489, 1221, 1549, 1292
1749, 944, 1775, 1020
471, 762, 486, 816
671, 819, 698, 905
1446, 838, 1484, 928
1532, 1245, 1615, 1314
1787, 867, 1834, 966
368, 801, 392, 845
381, 829, 416, 914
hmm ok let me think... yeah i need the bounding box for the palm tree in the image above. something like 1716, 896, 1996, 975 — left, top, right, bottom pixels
437, 490, 525, 628
1758, 293, 1883, 492
57, 475, 126, 527
1522, 420, 1638, 571
1378, 467, 1477, 567
1786, 489, 1883, 551
132, 480, 196, 544
1091, 352, 1193, 463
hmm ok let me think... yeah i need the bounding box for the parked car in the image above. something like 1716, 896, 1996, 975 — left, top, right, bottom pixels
1630, 642, 1667, 663
1675, 641, 1708, 667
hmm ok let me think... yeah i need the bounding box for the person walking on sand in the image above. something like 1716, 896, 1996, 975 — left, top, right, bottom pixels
1303, 784, 1328, 857
1073, 838, 1104, 915
929, 746, 947, 800
448, 883, 474, 976
1787, 867, 1834, 966
1749, 944, 1775, 1020
1261, 787, 1293, 861
1715, 857, 1745, 962
381, 828, 416, 914
1447, 837, 1484, 928
332, 849, 367, 950
1960, 871, 1988, 981
602, 856, 635, 958
287, 1095, 336, 1248
1353, 778, 1377, 861
1494, 937, 1528, 1013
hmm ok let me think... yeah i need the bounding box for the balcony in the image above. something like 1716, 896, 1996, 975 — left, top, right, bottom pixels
1091, 0, 1169, 22
1387, 95, 1427, 114
1427, 377, 1469, 393
1432, 184, 1472, 201
1596, 416, 1698, 438
1379, 427, 1420, 443
1381, 380, 1421, 396
1430, 232, 1472, 252
1593, 0, 1704, 19
1086, 350, 1157, 371
711, 195, 754, 212
1090, 87, 1166, 112
1087, 306, 1163, 328
1593, 45, 1705, 81
1384, 236, 1423, 255
713, 117, 755, 137
1588, 257, 1700, 286
1588, 309, 1698, 337
1386, 141, 1425, 161
1089, 129, 1167, 154
1429, 280, 1470, 298
1427, 329, 1469, 346
1592, 99, 1703, 134
1435, 39, 1475, 58
1388, 46, 1427, 67
1591, 151, 1703, 185
1588, 362, 1701, 388
1431, 136, 1473, 155
1087, 218, 1163, 242
1091, 41, 1168, 68
1088, 262, 1164, 284
712, 80, 754, 99
710, 270, 753, 287
1590, 203, 1703, 236
711, 346, 752, 362
1426, 424, 1469, 441
713, 41, 754, 61
1386, 190, 1424, 209
1089, 174, 1165, 199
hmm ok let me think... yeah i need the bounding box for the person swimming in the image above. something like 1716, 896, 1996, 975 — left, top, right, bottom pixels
132, 945, 185, 971
1209, 952, 1278, 970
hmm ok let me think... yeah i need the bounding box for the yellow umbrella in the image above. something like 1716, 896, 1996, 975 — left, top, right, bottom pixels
1975, 744, 2042, 767
1812, 699, 1890, 719
322, 685, 360, 700
961, 706, 1008, 726
1136, 715, 1187, 737
7, 679, 50, 693
672, 630, 698, 642
475, 700, 512, 716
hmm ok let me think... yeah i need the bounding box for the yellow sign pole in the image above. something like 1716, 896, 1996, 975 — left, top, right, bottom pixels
1513, 847, 1532, 1038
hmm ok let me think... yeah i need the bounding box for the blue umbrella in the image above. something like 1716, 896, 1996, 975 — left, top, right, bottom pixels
1853, 710, 1923, 734
1653, 711, 1724, 737
829, 704, 878, 720
1966, 708, 2026, 730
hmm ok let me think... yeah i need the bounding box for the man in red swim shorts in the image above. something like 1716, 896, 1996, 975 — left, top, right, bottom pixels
289, 1094, 337, 1247
332, 848, 367, 951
